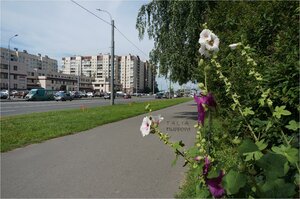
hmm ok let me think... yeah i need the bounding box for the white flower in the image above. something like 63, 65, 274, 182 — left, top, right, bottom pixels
199, 29, 212, 44
140, 116, 152, 137
205, 33, 219, 53
229, 43, 241, 50
199, 46, 210, 58
198, 29, 220, 57
151, 115, 164, 125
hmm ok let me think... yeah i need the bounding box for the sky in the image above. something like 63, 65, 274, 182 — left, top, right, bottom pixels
1, 0, 196, 91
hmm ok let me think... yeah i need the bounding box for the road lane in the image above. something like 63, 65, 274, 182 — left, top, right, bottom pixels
0, 97, 155, 116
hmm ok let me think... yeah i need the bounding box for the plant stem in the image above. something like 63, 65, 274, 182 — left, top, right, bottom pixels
238, 107, 258, 141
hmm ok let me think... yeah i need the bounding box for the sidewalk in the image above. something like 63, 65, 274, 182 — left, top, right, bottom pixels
1, 100, 198, 198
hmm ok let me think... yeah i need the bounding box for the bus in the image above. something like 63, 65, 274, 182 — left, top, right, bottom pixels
25, 89, 56, 101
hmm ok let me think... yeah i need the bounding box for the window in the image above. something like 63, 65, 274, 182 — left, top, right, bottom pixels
14, 75, 17, 80
13, 65, 18, 71
1, 73, 8, 79
51, 80, 54, 84
1, 64, 8, 69
13, 84, 17, 89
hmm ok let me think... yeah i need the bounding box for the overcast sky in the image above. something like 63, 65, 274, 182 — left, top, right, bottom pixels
1, 0, 196, 91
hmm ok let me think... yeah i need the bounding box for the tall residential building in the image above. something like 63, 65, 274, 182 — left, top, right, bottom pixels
62, 54, 120, 92
62, 53, 155, 93
144, 61, 155, 92
120, 54, 146, 93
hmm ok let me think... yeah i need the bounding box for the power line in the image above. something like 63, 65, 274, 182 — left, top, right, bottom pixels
70, 0, 149, 60
114, 27, 149, 59
70, 0, 110, 26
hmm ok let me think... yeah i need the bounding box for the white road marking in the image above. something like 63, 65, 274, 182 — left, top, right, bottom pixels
0, 110, 16, 112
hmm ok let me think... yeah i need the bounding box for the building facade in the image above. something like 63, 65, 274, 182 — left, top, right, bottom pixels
0, 47, 93, 91
62, 54, 121, 92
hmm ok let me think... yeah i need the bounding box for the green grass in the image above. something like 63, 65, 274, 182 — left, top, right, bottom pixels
1, 98, 192, 152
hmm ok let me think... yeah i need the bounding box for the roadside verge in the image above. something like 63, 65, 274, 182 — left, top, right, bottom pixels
1, 98, 192, 152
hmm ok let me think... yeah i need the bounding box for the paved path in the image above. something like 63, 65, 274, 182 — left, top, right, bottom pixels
1, 100, 197, 198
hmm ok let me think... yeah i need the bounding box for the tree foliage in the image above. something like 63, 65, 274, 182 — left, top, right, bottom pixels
136, 1, 215, 84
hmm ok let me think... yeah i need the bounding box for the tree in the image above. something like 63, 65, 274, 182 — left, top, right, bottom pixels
136, 1, 215, 84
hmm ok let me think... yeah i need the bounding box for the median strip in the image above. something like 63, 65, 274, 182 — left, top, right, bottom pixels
1, 98, 192, 152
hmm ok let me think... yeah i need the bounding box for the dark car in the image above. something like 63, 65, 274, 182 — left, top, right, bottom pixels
54, 92, 73, 101
71, 91, 81, 99
123, 94, 131, 99
155, 92, 164, 99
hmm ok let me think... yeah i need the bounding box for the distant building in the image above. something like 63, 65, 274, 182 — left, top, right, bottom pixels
0, 47, 93, 91
62, 53, 155, 94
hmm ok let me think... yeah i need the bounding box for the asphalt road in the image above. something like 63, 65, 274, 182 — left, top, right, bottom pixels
0, 97, 155, 116
1, 100, 197, 198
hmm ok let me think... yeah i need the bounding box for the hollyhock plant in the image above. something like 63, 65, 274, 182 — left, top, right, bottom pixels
203, 156, 211, 176
151, 115, 164, 125
140, 116, 152, 137
202, 156, 225, 198
199, 29, 220, 57
194, 93, 217, 125
229, 43, 241, 50
206, 171, 225, 198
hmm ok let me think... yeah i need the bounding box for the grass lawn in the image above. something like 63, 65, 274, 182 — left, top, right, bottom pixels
1, 98, 191, 152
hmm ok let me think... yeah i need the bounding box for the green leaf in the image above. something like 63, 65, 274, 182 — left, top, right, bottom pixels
259, 178, 296, 198
238, 139, 259, 155
256, 153, 287, 180
223, 170, 246, 195
242, 107, 255, 116
255, 139, 268, 151
272, 145, 299, 164
285, 120, 300, 131
243, 151, 263, 161
196, 186, 210, 198
273, 106, 291, 119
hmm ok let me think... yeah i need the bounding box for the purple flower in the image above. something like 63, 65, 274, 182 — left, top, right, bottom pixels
206, 171, 225, 198
203, 156, 211, 176
194, 93, 217, 125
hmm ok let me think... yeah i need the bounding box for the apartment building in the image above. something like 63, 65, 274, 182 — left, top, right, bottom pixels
144, 61, 155, 91
62, 53, 156, 94
0, 47, 93, 91
62, 54, 122, 92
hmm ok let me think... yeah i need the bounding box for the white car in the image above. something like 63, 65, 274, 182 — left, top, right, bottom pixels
86, 92, 94, 97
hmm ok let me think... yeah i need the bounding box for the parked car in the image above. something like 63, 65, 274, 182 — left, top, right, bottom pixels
71, 91, 81, 99
155, 92, 164, 99
86, 92, 94, 97
123, 94, 131, 99
54, 92, 73, 101
25, 89, 55, 101
104, 93, 115, 100
0, 90, 8, 99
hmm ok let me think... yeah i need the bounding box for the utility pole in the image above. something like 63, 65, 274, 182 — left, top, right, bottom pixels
7, 34, 18, 100
97, 8, 114, 105
111, 19, 115, 105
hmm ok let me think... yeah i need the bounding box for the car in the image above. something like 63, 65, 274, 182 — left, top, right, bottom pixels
104, 93, 115, 100
0, 91, 8, 99
123, 94, 131, 99
155, 92, 164, 99
54, 92, 73, 101
86, 92, 94, 97
71, 91, 81, 99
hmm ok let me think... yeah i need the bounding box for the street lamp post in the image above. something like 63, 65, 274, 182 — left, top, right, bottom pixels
96, 8, 114, 105
7, 34, 18, 100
